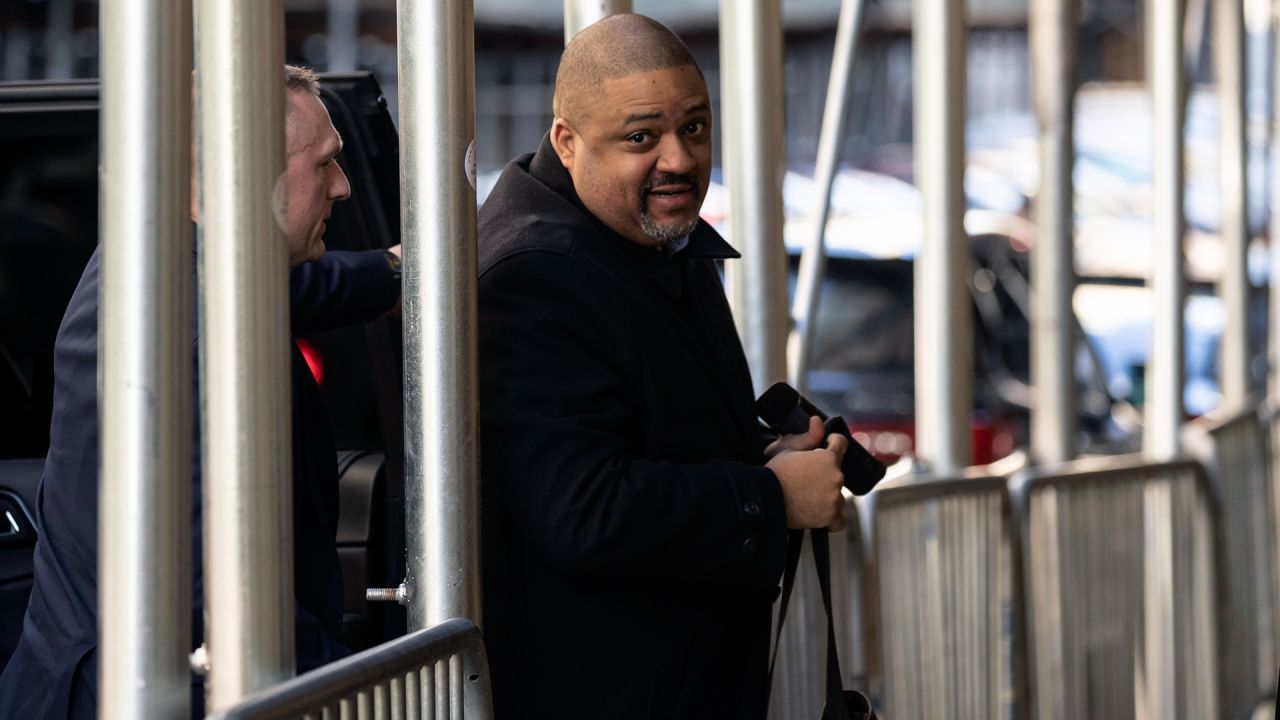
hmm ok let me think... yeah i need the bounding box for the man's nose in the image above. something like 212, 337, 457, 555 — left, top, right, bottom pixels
331, 162, 352, 201
655, 135, 696, 175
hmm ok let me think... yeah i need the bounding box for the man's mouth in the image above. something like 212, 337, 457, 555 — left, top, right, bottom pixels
642, 174, 699, 211
647, 185, 690, 198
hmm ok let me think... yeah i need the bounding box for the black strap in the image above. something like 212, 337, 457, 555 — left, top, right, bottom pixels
768, 529, 806, 681
767, 529, 854, 720
811, 530, 851, 720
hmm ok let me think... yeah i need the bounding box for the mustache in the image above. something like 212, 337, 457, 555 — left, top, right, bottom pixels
642, 173, 699, 196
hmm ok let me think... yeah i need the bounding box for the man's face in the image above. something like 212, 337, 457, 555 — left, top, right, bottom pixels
284, 90, 350, 266
551, 65, 712, 248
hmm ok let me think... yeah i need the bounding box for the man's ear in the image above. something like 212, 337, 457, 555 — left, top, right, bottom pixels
550, 118, 576, 171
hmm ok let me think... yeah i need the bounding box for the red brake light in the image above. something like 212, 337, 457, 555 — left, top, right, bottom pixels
296, 338, 324, 385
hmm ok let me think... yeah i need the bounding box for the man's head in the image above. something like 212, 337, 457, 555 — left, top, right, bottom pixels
550, 14, 711, 249
282, 65, 350, 266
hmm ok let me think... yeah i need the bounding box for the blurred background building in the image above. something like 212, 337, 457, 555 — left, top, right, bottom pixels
2, 0, 1275, 428
0, 0, 1141, 172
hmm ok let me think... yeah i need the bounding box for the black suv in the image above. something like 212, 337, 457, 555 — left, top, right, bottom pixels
0, 73, 410, 670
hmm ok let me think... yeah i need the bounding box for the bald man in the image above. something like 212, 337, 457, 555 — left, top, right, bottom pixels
477, 15, 848, 719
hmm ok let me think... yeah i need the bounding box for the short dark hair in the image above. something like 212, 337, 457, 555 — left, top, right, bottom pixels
285, 64, 321, 96
553, 14, 702, 126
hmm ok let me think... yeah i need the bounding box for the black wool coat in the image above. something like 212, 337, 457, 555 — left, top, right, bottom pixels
478, 137, 790, 720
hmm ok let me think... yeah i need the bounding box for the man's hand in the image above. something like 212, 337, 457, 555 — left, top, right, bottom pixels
763, 415, 824, 460
766, 430, 848, 531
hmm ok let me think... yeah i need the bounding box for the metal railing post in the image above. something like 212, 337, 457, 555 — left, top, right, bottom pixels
1029, 0, 1078, 465
1146, 0, 1188, 460
397, 0, 482, 630
914, 0, 972, 474
1216, 0, 1251, 408
98, 1, 193, 716
1271, 0, 1280, 403
563, 0, 631, 44
787, 0, 868, 393
195, 0, 294, 709
720, 0, 790, 393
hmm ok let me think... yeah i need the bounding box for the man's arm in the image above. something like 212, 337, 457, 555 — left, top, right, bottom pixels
480, 250, 794, 590
290, 249, 401, 337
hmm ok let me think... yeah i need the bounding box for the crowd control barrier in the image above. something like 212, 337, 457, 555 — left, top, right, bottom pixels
861, 474, 1024, 720
1205, 405, 1280, 717
1013, 456, 1218, 720
211, 618, 492, 720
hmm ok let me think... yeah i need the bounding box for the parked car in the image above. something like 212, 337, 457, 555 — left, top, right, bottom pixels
0, 73, 409, 671
791, 217, 1125, 466
702, 165, 1127, 466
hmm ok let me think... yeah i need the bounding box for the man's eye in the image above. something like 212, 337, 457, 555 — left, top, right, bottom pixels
684, 121, 706, 135
626, 132, 649, 144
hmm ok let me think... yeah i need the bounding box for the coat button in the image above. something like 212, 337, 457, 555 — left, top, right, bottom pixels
742, 538, 758, 555
742, 501, 761, 518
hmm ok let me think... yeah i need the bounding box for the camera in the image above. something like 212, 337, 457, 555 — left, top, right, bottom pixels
756, 382, 885, 496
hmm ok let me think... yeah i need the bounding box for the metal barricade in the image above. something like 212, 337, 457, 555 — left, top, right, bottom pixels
769, 496, 868, 720
862, 474, 1024, 719
1204, 405, 1280, 717
210, 618, 492, 720
1013, 456, 1218, 719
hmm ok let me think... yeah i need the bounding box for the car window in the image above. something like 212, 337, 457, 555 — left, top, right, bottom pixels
0, 105, 98, 459
811, 258, 915, 373
0, 77, 400, 460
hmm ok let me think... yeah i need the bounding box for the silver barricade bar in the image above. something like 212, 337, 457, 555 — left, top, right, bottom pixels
397, 0, 483, 630
195, 0, 295, 708
1202, 406, 1279, 716
720, 0, 790, 392
210, 618, 493, 720
1013, 455, 1219, 719
863, 474, 1024, 720
912, 0, 972, 474
99, 0, 194, 716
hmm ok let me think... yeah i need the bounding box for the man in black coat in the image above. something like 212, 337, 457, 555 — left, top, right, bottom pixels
478, 14, 849, 719
0, 66, 402, 718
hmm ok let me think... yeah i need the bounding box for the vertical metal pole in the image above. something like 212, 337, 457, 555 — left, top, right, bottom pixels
787, 0, 868, 392
1146, 0, 1188, 460
1272, 0, 1280, 403
914, 0, 971, 474
195, 0, 294, 709
720, 0, 790, 394
1029, 0, 1078, 465
326, 0, 360, 72
397, 0, 482, 630
1217, 0, 1251, 408
98, 1, 192, 717
564, 0, 632, 44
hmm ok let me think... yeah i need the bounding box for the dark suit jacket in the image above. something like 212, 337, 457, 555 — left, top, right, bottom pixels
478, 138, 790, 720
0, 247, 399, 719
